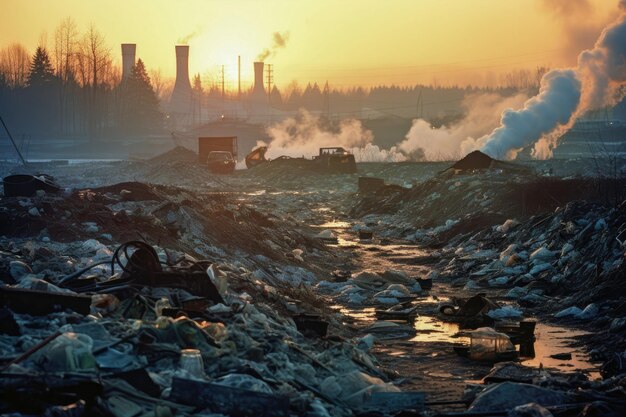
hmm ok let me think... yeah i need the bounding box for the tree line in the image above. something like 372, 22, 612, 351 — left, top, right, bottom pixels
0, 17, 551, 137
0, 18, 162, 139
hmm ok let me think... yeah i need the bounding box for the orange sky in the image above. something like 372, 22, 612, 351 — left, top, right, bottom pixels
0, 0, 618, 88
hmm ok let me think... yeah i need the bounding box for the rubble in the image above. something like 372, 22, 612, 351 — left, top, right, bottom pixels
1, 148, 626, 415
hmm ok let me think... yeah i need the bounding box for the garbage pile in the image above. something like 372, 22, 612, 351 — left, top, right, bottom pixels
350, 153, 625, 243
0, 179, 406, 416
464, 361, 626, 416
429, 198, 626, 375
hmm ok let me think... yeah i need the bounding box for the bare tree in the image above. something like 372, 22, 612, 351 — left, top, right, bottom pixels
53, 17, 78, 83
53, 17, 79, 133
78, 24, 111, 137
0, 43, 31, 88
150, 68, 164, 99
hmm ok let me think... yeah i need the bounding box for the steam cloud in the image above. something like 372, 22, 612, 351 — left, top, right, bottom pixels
261, 110, 405, 162
257, 32, 290, 62
397, 93, 529, 161
478, 0, 626, 159
177, 27, 202, 44
402, 0, 626, 161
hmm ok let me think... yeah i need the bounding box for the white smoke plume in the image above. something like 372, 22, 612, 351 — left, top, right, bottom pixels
177, 26, 203, 45
396, 93, 529, 161
262, 110, 405, 162
479, 70, 581, 159
257, 32, 290, 62
476, 0, 626, 159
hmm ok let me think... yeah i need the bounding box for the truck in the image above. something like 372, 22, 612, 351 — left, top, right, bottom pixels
312, 147, 357, 174
198, 136, 238, 164
207, 151, 236, 174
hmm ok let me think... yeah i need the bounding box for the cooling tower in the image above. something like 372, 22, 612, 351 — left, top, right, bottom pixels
121, 43, 136, 80
253, 61, 265, 96
169, 45, 193, 114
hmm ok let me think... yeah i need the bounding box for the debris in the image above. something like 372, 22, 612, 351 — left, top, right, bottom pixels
469, 382, 572, 412
454, 327, 518, 362
0, 286, 92, 315
169, 376, 290, 417
3, 174, 61, 197
178, 348, 206, 379
293, 314, 329, 337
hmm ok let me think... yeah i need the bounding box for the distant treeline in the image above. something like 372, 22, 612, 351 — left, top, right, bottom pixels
0, 19, 161, 139
0, 17, 547, 138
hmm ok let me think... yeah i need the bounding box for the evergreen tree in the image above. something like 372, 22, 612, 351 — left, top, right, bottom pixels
123, 58, 162, 132
27, 47, 55, 87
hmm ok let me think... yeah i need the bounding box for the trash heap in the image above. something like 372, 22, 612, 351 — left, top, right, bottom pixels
464, 361, 626, 417
0, 182, 402, 416
430, 198, 626, 375
349, 152, 625, 243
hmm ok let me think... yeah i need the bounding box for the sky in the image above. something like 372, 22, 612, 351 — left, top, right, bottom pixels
0, 0, 618, 89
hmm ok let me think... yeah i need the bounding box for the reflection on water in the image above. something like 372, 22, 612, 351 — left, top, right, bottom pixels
325, 213, 600, 379
411, 316, 460, 343
333, 304, 600, 378
520, 323, 600, 379
313, 220, 352, 229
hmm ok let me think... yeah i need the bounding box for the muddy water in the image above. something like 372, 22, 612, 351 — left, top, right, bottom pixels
312, 213, 601, 396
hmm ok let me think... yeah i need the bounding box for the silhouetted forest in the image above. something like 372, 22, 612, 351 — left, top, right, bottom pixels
0, 18, 549, 139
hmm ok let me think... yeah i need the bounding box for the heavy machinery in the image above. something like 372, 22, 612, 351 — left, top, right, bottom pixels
312, 147, 357, 174
244, 146, 357, 174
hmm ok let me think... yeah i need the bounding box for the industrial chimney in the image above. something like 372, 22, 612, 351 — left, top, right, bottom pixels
121, 43, 136, 80
169, 45, 193, 115
253, 61, 265, 96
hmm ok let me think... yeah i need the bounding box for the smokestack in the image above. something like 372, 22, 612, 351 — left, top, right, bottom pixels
253, 61, 265, 95
174, 45, 192, 92
121, 43, 136, 80
169, 45, 193, 115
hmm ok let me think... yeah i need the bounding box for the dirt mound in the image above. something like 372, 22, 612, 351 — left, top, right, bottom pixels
445, 150, 531, 174
451, 150, 495, 170
149, 146, 198, 164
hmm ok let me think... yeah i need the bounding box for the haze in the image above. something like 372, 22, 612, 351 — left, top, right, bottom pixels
0, 0, 616, 88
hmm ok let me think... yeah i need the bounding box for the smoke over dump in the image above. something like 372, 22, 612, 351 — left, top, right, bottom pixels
480, 70, 581, 159
257, 32, 290, 62
402, 1, 626, 161
476, 0, 626, 159
262, 110, 405, 162
397, 93, 529, 161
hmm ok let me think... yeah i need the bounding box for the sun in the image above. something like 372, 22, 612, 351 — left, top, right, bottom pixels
186, 35, 258, 92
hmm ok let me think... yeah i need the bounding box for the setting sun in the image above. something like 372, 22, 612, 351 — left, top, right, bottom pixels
0, 0, 617, 88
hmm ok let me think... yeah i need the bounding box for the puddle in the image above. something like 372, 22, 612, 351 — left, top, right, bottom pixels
324, 210, 600, 380
520, 323, 600, 379
314, 220, 352, 229
411, 316, 460, 343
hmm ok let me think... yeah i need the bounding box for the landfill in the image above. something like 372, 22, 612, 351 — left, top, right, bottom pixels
1, 147, 626, 416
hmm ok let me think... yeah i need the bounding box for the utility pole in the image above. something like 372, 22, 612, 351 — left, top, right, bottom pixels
323, 80, 330, 120
416, 89, 423, 119
237, 55, 241, 100
266, 64, 273, 104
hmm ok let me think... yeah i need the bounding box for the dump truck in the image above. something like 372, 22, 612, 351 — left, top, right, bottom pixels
198, 136, 238, 164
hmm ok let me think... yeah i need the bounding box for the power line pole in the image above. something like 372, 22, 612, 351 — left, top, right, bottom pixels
237, 55, 241, 100
323, 80, 330, 119
266, 64, 273, 104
